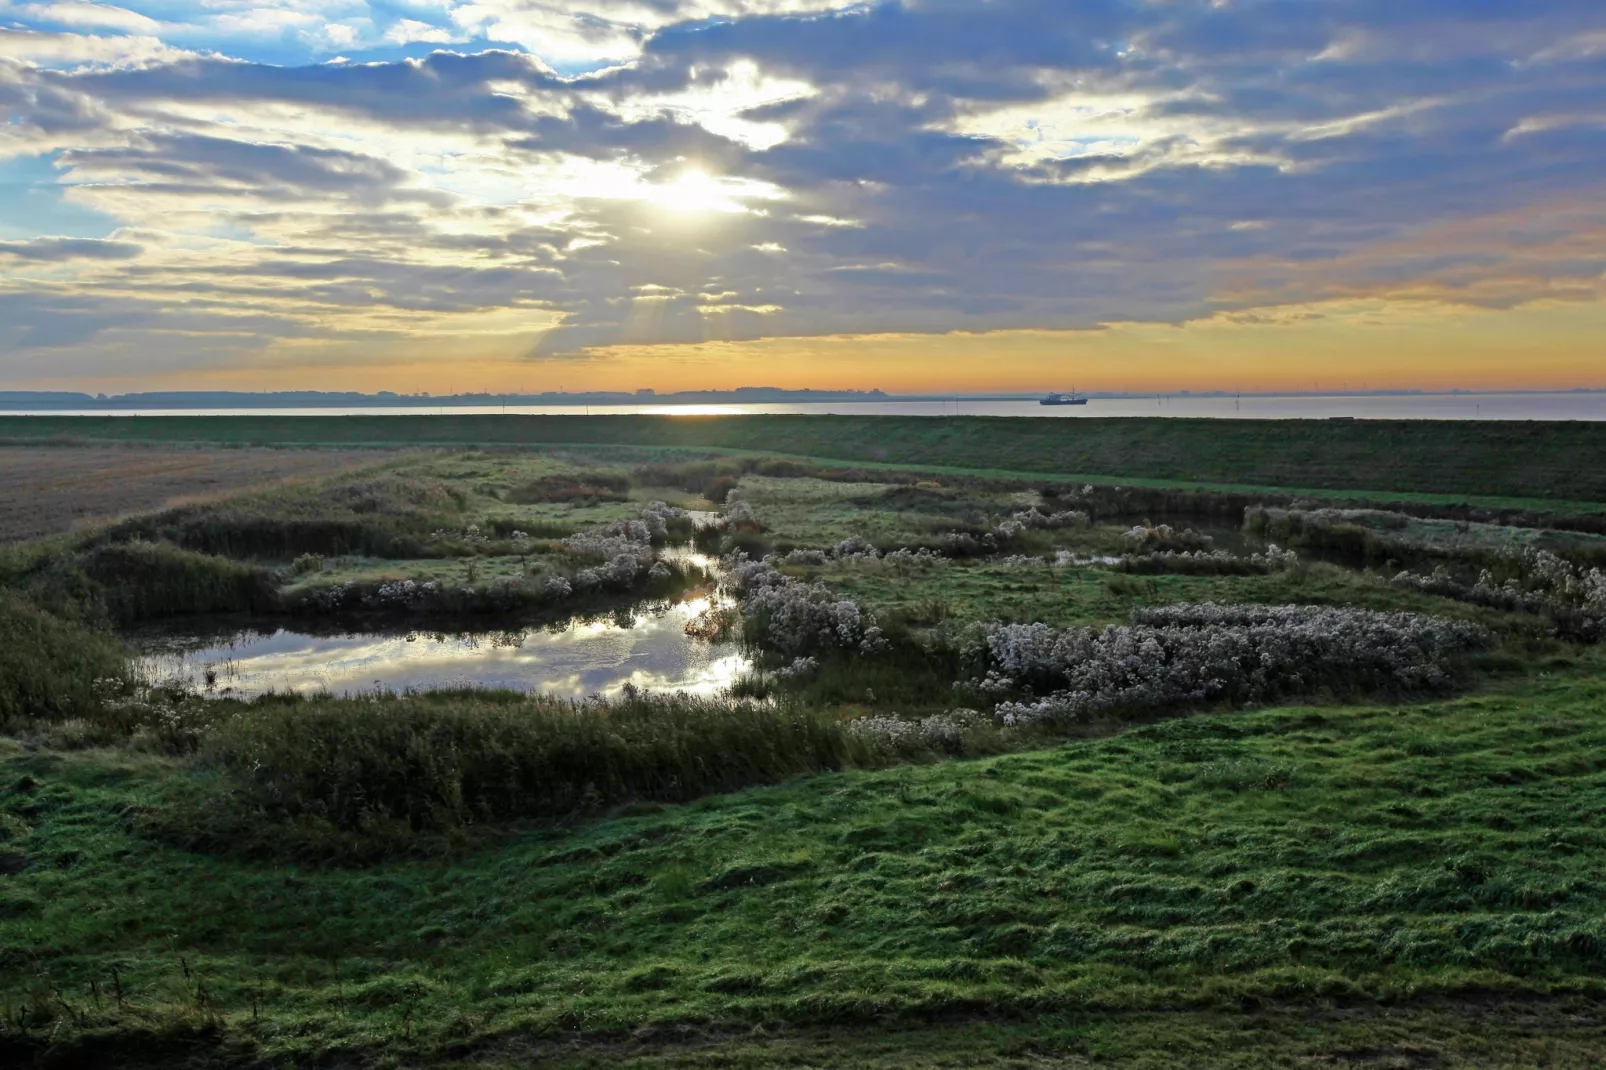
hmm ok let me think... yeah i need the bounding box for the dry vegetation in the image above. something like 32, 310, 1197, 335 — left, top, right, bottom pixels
0, 446, 391, 542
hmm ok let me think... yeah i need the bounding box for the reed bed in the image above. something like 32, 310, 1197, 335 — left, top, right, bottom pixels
201, 691, 880, 832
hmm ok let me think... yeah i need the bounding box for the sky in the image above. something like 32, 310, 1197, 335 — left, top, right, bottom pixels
1, 1, 1604, 395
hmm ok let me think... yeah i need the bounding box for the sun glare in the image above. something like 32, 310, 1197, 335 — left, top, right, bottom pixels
649, 169, 740, 214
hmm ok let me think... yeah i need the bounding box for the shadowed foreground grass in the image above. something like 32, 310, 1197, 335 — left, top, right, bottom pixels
4, 668, 1606, 1066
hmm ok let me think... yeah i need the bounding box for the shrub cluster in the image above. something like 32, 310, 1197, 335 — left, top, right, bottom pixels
1121, 523, 1216, 552
725, 556, 887, 657
968, 603, 1487, 727
776, 538, 946, 569
1010, 506, 1090, 530
1109, 545, 1300, 576
1392, 546, 1606, 640
849, 707, 990, 755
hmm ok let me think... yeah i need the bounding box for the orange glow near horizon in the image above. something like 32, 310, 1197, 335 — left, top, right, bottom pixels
30, 296, 1606, 396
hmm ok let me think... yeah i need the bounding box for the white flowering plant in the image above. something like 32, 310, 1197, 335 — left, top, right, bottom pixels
965, 603, 1487, 727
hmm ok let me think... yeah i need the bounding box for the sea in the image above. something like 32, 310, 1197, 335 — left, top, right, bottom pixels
2, 392, 1605, 421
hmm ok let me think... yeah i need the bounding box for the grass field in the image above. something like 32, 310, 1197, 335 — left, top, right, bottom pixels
0, 446, 388, 542
3, 421, 1606, 1066
6, 414, 1606, 504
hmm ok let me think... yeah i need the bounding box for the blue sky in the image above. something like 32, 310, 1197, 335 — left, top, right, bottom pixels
1, 1, 1604, 391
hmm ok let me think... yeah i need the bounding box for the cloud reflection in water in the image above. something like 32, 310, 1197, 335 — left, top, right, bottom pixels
136, 596, 748, 699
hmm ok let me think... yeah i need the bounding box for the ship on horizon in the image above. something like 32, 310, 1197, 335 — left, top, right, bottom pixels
1039, 389, 1089, 406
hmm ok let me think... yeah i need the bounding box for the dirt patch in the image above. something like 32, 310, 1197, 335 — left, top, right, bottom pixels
0, 445, 394, 542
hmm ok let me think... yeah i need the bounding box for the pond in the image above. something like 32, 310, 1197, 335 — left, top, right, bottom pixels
132, 550, 750, 699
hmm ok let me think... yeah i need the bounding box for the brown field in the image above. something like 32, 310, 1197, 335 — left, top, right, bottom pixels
0, 445, 393, 542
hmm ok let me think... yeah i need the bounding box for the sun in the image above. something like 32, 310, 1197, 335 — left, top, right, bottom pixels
648, 169, 740, 214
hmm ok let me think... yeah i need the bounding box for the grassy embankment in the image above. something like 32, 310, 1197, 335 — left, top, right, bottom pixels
6, 413, 1606, 507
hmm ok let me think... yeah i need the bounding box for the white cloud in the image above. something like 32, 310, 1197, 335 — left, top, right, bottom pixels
384, 18, 458, 45
0, 27, 186, 66
13, 1, 162, 34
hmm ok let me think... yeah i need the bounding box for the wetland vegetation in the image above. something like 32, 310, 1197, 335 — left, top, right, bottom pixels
3, 421, 1606, 1067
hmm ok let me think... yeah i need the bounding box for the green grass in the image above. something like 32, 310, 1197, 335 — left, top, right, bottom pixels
8, 414, 1606, 505
4, 669, 1606, 1066
733, 475, 1037, 548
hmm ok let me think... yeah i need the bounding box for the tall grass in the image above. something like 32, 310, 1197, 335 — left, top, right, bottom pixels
0, 591, 127, 726
81, 540, 278, 623
201, 691, 881, 832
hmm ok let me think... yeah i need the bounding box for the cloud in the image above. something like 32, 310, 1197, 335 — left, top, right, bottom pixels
14, 2, 162, 35
0, 0, 1604, 383
0, 235, 142, 260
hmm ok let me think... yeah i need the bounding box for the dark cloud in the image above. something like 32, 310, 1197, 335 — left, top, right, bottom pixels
59, 134, 448, 206
0, 237, 144, 261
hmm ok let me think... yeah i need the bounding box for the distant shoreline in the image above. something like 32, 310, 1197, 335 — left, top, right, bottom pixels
2, 387, 1603, 410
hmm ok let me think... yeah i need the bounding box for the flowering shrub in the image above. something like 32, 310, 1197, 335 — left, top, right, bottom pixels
640, 501, 690, 542
1010, 507, 1090, 530
1392, 547, 1606, 640
1121, 523, 1215, 552
776, 542, 943, 568
851, 708, 987, 754
970, 603, 1486, 727
832, 535, 878, 559
724, 556, 886, 656
93, 677, 217, 752
1048, 546, 1298, 574
430, 523, 492, 545
776, 655, 819, 678
1113, 545, 1300, 575
564, 523, 652, 555
702, 499, 762, 532
743, 580, 888, 656
573, 552, 649, 592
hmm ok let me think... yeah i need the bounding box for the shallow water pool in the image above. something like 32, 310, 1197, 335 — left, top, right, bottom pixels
132, 591, 748, 700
